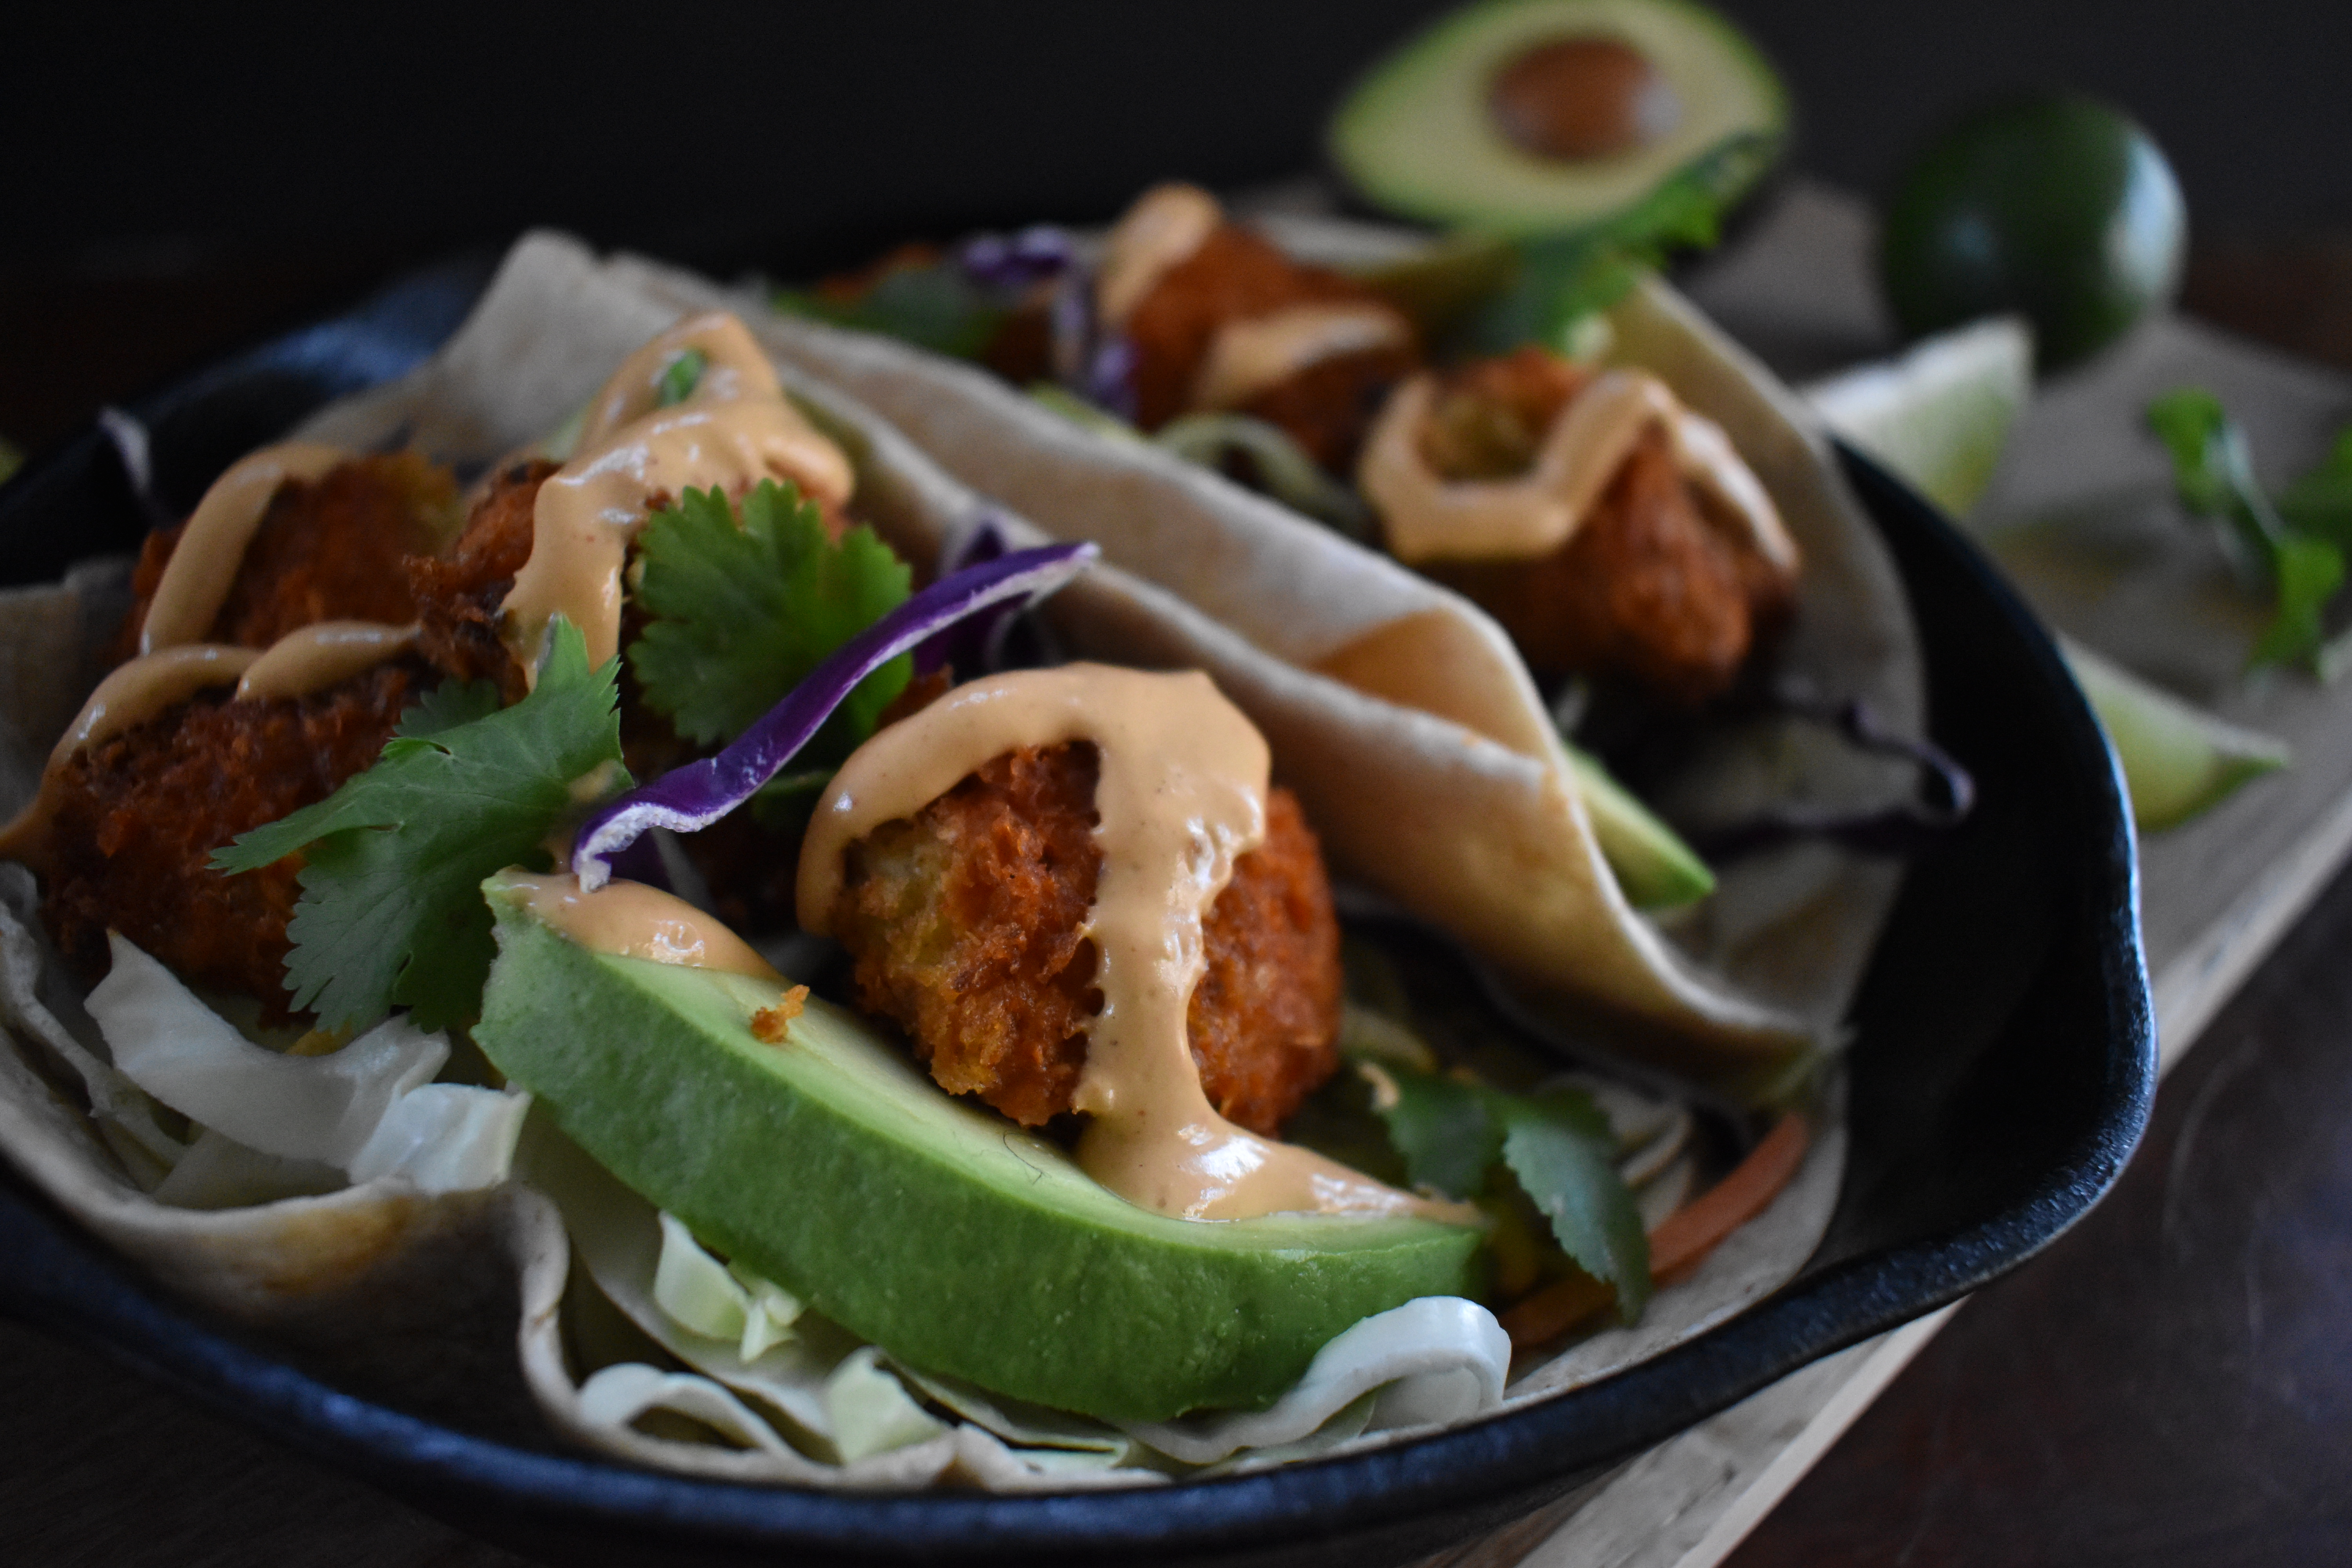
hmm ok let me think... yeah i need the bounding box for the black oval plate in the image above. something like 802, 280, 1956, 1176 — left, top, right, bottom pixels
0, 261, 2155, 1568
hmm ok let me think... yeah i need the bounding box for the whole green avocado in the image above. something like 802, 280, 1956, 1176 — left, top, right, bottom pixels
1329, 0, 1786, 237
472, 876, 1485, 1424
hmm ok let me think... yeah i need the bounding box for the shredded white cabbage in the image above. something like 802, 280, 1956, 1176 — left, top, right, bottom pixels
824, 1347, 950, 1463
652, 1211, 804, 1361
87, 933, 527, 1195
1120, 1296, 1510, 1465
577, 1363, 809, 1460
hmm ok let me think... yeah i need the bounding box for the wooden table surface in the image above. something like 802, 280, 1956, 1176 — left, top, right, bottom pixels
4, 238, 2350, 1567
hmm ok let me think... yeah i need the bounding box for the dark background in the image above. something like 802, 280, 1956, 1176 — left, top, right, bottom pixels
6, 7, 2352, 1565
7, 1, 2352, 452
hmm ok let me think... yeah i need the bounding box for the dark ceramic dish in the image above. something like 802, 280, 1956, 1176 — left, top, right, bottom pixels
0, 263, 2155, 1568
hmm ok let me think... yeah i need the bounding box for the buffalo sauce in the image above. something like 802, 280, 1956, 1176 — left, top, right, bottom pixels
795, 663, 1474, 1226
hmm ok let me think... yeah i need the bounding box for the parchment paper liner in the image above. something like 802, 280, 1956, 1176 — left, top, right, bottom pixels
0, 229, 1909, 1488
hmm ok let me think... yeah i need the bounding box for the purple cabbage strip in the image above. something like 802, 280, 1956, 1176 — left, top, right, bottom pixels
1047, 263, 1138, 422
955, 225, 1074, 292
572, 541, 1097, 891
912, 514, 1011, 677
1686, 693, 1975, 862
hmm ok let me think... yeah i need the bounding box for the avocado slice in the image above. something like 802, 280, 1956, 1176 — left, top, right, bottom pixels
474, 878, 1484, 1423
1561, 741, 1715, 908
1329, 0, 1786, 237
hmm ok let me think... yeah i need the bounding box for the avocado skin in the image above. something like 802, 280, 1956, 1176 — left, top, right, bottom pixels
1328, 0, 1787, 236
475, 886, 1483, 1423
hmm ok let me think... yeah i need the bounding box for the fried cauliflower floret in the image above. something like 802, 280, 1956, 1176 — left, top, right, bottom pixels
114, 452, 458, 661
1124, 224, 1417, 468
829, 742, 1343, 1134
40, 664, 419, 1012
407, 458, 551, 699
1412, 348, 1795, 704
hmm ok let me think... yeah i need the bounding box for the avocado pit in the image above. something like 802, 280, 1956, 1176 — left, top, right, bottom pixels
1488, 35, 1681, 162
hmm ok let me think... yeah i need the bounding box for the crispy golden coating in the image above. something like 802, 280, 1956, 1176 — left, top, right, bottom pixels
1419, 345, 1588, 481
114, 452, 457, 662
1125, 224, 1416, 465
1413, 348, 1795, 704
830, 743, 1343, 1135
48, 455, 477, 1011
408, 459, 550, 700
41, 664, 419, 1013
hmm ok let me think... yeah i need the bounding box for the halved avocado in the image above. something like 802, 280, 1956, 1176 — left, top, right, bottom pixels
474, 877, 1484, 1423
1330, 0, 1787, 237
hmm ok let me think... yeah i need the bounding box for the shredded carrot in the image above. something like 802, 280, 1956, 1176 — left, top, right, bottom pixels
1499, 1272, 1614, 1347
1647, 1112, 1809, 1286
1501, 1112, 1811, 1348
750, 986, 810, 1044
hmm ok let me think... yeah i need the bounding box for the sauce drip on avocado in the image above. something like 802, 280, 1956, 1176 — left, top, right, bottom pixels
795, 663, 1470, 1225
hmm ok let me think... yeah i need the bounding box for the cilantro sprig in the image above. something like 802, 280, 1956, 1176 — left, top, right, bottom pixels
628, 481, 913, 759
213, 619, 628, 1032
1457, 131, 1776, 358
1361, 1057, 1651, 1321
2147, 388, 2350, 675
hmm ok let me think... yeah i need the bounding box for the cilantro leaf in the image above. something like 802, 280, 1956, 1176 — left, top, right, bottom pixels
628, 481, 912, 755
773, 265, 1009, 361
1360, 1062, 1500, 1200
1459, 130, 1775, 356
396, 678, 502, 740
1498, 1089, 1651, 1321
2279, 427, 2352, 546
213, 619, 627, 1031
655, 347, 707, 408
2148, 387, 2349, 675
1359, 1055, 1648, 1314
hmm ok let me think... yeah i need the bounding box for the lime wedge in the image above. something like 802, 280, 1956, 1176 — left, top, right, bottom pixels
1802, 316, 2033, 518
2060, 636, 2288, 833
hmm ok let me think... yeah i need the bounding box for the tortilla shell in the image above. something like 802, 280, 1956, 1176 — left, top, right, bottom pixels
0, 230, 1900, 1488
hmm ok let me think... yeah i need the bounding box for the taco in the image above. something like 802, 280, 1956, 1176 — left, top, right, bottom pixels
0, 233, 1869, 1490
643, 187, 1928, 1092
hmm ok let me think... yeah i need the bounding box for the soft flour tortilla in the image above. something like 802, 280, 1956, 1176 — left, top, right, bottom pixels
0, 230, 1887, 1488
609, 235, 1922, 1090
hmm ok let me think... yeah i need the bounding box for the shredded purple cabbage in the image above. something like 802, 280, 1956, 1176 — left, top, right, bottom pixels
1687, 693, 1975, 861
912, 515, 1011, 677
955, 226, 1074, 292
1047, 265, 1138, 422
572, 541, 1097, 890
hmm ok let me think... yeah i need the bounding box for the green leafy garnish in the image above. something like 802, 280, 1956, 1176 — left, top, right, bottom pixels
655, 348, 708, 408
2147, 388, 2349, 675
1457, 131, 1775, 357
774, 265, 1008, 361
2279, 427, 2352, 546
1361, 1058, 1649, 1318
628, 481, 913, 753
213, 619, 628, 1032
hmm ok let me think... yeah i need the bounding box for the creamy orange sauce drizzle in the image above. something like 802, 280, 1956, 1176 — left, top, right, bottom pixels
234, 621, 420, 702
3, 445, 433, 864
500, 313, 854, 679
503, 870, 780, 979
1096, 182, 1222, 326
1360, 367, 1800, 568
138, 443, 346, 654
0, 644, 260, 861
1187, 303, 1412, 413
797, 664, 1468, 1225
